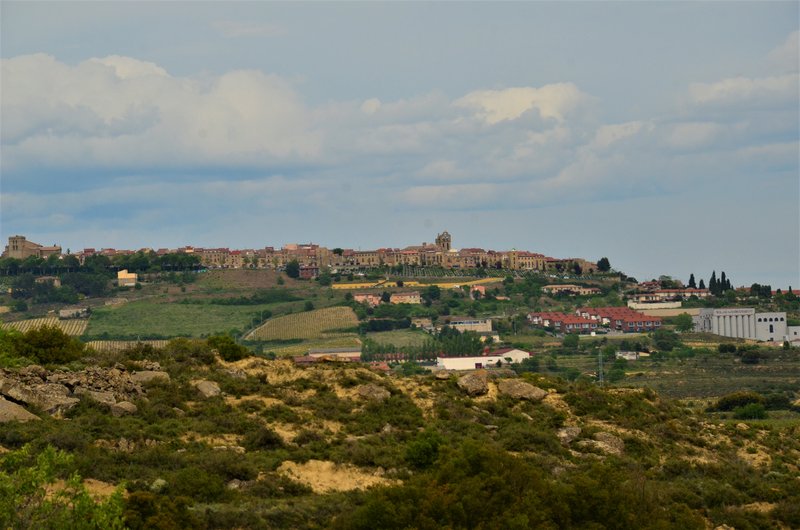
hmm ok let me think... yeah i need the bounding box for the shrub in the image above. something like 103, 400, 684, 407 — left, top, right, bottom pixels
733, 403, 767, 420
718, 343, 737, 353
405, 431, 442, 469
243, 427, 284, 451
713, 392, 764, 412
16, 325, 85, 365
207, 335, 249, 362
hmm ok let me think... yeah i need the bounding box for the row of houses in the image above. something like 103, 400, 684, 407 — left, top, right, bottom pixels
353, 291, 422, 306
529, 307, 663, 334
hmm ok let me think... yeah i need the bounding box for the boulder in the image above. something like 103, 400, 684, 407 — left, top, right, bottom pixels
0, 396, 40, 422
75, 388, 117, 407
0, 379, 78, 415
457, 371, 489, 396
497, 379, 547, 401
131, 371, 170, 384
111, 401, 138, 417
357, 384, 391, 402
557, 426, 581, 445
193, 380, 222, 399
593, 432, 624, 455
434, 371, 451, 380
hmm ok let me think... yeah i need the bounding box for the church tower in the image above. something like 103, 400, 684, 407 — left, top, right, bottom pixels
435, 231, 452, 251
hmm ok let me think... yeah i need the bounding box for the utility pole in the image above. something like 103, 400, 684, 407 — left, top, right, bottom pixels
598, 348, 604, 386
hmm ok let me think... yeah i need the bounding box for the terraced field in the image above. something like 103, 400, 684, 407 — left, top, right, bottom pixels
86, 340, 171, 353
245, 306, 358, 341
2, 317, 88, 336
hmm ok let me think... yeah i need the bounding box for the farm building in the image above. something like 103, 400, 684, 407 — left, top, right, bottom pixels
117, 269, 137, 287
390, 292, 421, 304
443, 316, 492, 333
436, 348, 531, 370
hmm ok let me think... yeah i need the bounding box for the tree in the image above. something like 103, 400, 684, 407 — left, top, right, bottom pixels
596, 257, 611, 272
317, 267, 332, 286
207, 335, 249, 362
285, 259, 300, 279
698, 279, 706, 290
381, 291, 392, 304
562, 333, 580, 349
674, 313, 694, 332
688, 273, 696, 288
16, 325, 85, 365
709, 271, 717, 295
0, 445, 126, 530
573, 263, 582, 276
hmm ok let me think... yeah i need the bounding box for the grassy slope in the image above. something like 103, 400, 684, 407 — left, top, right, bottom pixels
85, 299, 276, 338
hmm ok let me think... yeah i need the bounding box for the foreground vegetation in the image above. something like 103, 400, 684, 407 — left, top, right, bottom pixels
1, 327, 799, 529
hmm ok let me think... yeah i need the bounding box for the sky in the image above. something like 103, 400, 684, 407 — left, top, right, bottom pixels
1, 1, 798, 288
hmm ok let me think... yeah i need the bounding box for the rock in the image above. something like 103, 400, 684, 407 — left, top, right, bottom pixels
435, 371, 451, 380
519, 412, 534, 421
736, 422, 749, 431
75, 388, 116, 407
357, 384, 391, 402
0, 379, 78, 415
497, 379, 547, 401
593, 432, 624, 455
457, 371, 489, 396
150, 478, 167, 493
0, 396, 40, 422
193, 380, 221, 399
111, 401, 137, 417
130, 371, 170, 384
222, 369, 248, 380
557, 427, 582, 445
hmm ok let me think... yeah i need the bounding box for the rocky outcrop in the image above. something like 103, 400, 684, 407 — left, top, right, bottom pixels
0, 396, 40, 422
556, 426, 581, 445
434, 371, 451, 380
497, 379, 547, 402
0, 363, 150, 419
357, 384, 391, 402
130, 371, 170, 384
457, 371, 489, 396
576, 432, 625, 455
111, 401, 138, 417
193, 380, 222, 399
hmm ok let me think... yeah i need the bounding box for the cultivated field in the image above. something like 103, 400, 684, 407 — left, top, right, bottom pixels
366, 329, 429, 348
266, 336, 363, 357
86, 300, 277, 338
2, 317, 88, 336
245, 306, 358, 341
86, 340, 171, 353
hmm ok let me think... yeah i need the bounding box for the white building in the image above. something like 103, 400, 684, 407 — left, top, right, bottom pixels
693, 308, 788, 342
436, 348, 530, 370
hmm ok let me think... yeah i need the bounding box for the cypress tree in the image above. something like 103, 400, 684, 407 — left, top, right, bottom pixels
710, 271, 717, 295
720, 271, 727, 293
699, 279, 706, 290
688, 273, 696, 289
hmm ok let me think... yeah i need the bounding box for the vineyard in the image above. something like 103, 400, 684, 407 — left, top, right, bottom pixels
86, 340, 171, 353
245, 306, 358, 341
2, 317, 88, 336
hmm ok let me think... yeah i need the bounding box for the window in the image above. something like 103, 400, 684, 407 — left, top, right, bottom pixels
769, 324, 774, 333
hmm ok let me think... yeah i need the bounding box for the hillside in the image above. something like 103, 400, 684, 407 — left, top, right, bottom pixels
1, 340, 799, 529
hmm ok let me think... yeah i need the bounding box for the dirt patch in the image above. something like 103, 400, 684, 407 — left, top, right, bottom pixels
225, 358, 305, 384
587, 420, 651, 441
474, 381, 499, 403
225, 395, 285, 408
269, 423, 299, 444
181, 432, 243, 447
277, 459, 399, 493
738, 442, 772, 468
46, 479, 120, 501
739, 502, 776, 513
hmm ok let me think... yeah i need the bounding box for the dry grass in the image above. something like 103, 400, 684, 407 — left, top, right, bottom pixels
86, 340, 170, 353
245, 306, 358, 341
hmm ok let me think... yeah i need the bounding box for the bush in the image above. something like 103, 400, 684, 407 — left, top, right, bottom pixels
713, 392, 764, 412
207, 335, 249, 362
242, 427, 284, 451
733, 403, 767, 420
16, 325, 85, 365
718, 343, 737, 353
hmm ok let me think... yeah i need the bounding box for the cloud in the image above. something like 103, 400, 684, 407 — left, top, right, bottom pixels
688, 74, 798, 108
454, 83, 590, 124
767, 30, 799, 73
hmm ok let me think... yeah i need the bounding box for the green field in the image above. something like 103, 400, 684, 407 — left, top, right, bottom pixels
366, 329, 429, 348
85, 299, 276, 338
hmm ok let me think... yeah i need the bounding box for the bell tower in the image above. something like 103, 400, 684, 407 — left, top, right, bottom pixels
435, 231, 451, 251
